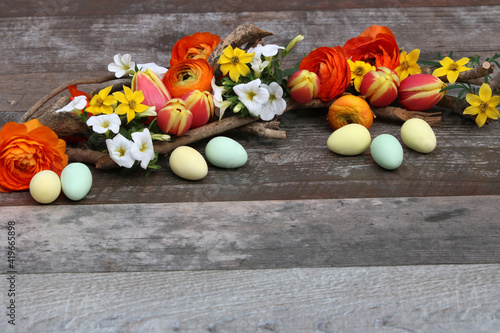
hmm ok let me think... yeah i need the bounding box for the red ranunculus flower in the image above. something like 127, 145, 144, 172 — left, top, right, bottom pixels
299, 46, 351, 101
170, 32, 221, 67
0, 119, 68, 192
343, 25, 400, 70
162, 58, 214, 98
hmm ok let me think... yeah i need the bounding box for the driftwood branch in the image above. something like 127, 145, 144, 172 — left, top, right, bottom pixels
422, 61, 495, 83
372, 107, 442, 126
21, 74, 129, 122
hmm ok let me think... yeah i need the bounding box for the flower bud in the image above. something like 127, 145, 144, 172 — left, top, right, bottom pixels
398, 74, 447, 111
157, 99, 193, 136
287, 70, 321, 104
132, 68, 172, 111
181, 90, 215, 129
359, 67, 400, 107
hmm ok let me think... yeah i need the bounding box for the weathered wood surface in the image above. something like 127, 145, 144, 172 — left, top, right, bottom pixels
2, 264, 500, 332
1, 196, 499, 274
1, 1, 500, 331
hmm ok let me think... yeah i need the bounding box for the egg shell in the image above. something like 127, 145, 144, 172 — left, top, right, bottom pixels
327, 124, 371, 156
205, 136, 248, 168
169, 146, 208, 180
401, 118, 437, 153
29, 170, 61, 204
370, 134, 403, 170
61, 163, 93, 201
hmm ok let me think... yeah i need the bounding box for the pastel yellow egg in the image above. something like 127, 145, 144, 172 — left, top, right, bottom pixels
401, 118, 437, 153
169, 146, 208, 180
29, 170, 61, 204
327, 123, 371, 155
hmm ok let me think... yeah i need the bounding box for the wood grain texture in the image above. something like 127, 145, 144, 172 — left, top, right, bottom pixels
2, 264, 500, 332
1, 196, 499, 274
0, 0, 495, 17
1, 6, 499, 117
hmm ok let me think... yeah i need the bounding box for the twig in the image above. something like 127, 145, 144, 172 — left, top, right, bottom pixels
21, 74, 128, 122
490, 72, 500, 93
238, 121, 286, 139
372, 106, 442, 126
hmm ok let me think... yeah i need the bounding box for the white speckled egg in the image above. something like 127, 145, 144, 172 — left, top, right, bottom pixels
29, 170, 61, 204
327, 124, 371, 155
169, 146, 208, 180
205, 136, 248, 168
370, 134, 403, 170
60, 163, 93, 201
401, 118, 437, 153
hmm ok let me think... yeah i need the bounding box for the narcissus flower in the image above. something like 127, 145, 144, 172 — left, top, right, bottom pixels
233, 79, 270, 116
106, 134, 135, 168
464, 83, 500, 127
343, 25, 400, 70
395, 49, 422, 81
113, 86, 150, 123
86, 86, 117, 115
260, 82, 287, 121
86, 113, 121, 134
170, 32, 221, 66
432, 56, 472, 84
130, 128, 155, 169
348, 59, 376, 92
108, 53, 136, 78
299, 46, 351, 101
163, 58, 214, 98
217, 46, 255, 82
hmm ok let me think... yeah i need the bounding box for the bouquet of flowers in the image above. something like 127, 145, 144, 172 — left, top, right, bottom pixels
1, 23, 499, 194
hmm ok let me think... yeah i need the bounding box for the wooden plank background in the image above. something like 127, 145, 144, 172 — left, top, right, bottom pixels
1, 1, 500, 332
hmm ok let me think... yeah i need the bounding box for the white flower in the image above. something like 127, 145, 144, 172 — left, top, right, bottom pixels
247, 44, 285, 58
55, 95, 87, 113
250, 57, 270, 78
86, 113, 121, 134
106, 134, 135, 168
130, 128, 155, 169
211, 76, 227, 107
233, 79, 270, 116
136, 106, 157, 118
137, 63, 168, 79
108, 53, 136, 78
260, 82, 287, 121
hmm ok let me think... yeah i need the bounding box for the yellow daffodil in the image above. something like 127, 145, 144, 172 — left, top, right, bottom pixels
464, 83, 500, 127
86, 85, 117, 115
395, 49, 422, 81
113, 86, 150, 123
217, 45, 254, 82
347, 59, 375, 92
432, 56, 472, 84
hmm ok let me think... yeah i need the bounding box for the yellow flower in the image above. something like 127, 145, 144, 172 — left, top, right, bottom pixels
463, 83, 500, 127
347, 59, 375, 92
86, 85, 117, 115
113, 86, 150, 123
217, 45, 254, 82
432, 56, 472, 84
395, 49, 422, 81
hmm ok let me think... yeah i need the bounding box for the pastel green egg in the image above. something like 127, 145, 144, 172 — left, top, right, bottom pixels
401, 118, 437, 153
327, 124, 371, 155
205, 136, 248, 168
29, 170, 61, 204
169, 146, 208, 180
370, 134, 403, 170
60, 163, 93, 201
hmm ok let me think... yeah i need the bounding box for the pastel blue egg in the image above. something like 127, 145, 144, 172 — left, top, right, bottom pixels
60, 163, 93, 201
370, 134, 403, 170
205, 136, 248, 168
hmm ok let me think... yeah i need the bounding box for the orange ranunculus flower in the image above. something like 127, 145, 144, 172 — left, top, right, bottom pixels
170, 32, 221, 67
298, 46, 351, 101
0, 119, 68, 192
162, 58, 214, 98
343, 25, 400, 70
